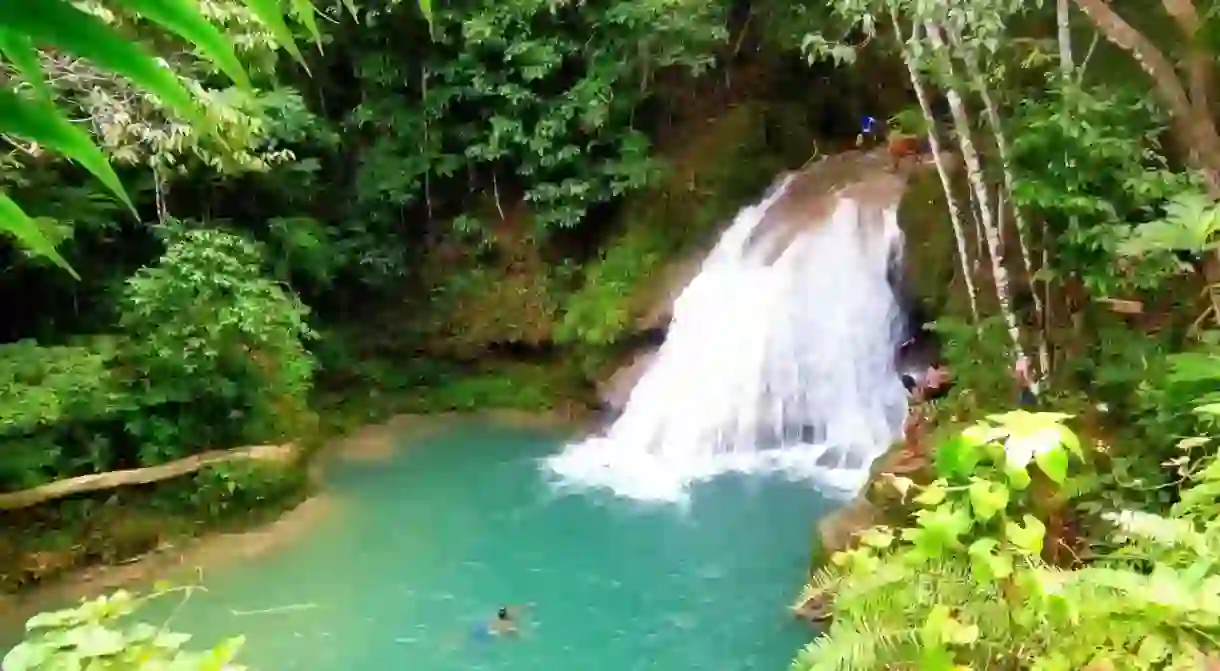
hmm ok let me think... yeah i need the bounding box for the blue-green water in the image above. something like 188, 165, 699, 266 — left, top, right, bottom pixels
12, 421, 832, 670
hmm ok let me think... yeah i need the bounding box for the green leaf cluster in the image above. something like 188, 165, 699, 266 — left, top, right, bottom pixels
3, 588, 247, 671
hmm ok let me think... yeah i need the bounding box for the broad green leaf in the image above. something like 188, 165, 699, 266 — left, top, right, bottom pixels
935, 433, 982, 478
968, 538, 1013, 582
1005, 514, 1046, 556
967, 479, 1009, 521
1004, 463, 1032, 490
119, 0, 251, 89
0, 0, 201, 123
1034, 445, 1069, 484
1, 641, 49, 671
0, 193, 78, 278
859, 526, 894, 549
0, 90, 134, 214
245, 0, 309, 70
63, 624, 125, 657
914, 479, 948, 506
958, 422, 1003, 447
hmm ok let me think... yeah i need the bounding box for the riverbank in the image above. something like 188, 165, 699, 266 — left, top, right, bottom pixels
0, 408, 592, 626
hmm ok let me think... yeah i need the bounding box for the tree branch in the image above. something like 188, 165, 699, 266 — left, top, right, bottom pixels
1073, 0, 1220, 193
1161, 0, 1213, 132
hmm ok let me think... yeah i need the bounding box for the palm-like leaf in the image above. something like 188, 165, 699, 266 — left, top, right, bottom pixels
0, 0, 293, 275
0, 88, 134, 213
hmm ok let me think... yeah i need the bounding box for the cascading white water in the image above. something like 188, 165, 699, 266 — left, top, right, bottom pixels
545, 175, 911, 503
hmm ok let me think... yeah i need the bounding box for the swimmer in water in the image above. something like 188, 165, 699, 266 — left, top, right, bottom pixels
492, 606, 517, 636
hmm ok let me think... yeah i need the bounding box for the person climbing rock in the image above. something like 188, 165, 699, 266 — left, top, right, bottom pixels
1014, 355, 1039, 408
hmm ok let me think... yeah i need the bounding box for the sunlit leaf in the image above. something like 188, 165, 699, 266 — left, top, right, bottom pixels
967, 479, 1009, 521
915, 479, 948, 506
1034, 445, 1069, 484
1005, 514, 1046, 556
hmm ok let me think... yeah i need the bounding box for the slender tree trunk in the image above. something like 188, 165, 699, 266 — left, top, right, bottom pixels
1057, 0, 1073, 78
925, 22, 1026, 361
891, 11, 979, 323
954, 31, 1051, 376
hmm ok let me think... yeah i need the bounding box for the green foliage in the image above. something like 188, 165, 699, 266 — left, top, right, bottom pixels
556, 105, 791, 346
2, 589, 247, 671
928, 315, 1013, 414
795, 412, 1220, 670
121, 227, 316, 443
1009, 84, 1191, 296
0, 0, 317, 274
347, 0, 726, 235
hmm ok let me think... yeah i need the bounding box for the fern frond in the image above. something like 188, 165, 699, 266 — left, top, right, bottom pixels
792, 621, 920, 671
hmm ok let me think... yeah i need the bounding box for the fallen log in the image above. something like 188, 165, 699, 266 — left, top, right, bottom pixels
0, 443, 298, 511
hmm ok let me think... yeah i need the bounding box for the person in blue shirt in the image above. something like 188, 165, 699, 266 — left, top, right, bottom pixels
857, 115, 880, 147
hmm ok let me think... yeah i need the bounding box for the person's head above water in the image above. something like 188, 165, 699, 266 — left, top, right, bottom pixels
497, 607, 510, 620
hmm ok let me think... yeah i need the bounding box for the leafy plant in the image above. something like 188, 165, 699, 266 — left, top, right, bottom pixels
120, 227, 316, 449
0, 0, 330, 276
2, 588, 247, 671
796, 409, 1220, 670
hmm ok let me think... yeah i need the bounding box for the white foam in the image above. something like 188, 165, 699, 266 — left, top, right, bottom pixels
545, 177, 909, 503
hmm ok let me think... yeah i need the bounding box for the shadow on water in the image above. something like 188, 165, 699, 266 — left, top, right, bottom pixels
8, 420, 832, 671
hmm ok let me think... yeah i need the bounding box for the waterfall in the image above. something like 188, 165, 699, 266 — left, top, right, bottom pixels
545, 172, 911, 503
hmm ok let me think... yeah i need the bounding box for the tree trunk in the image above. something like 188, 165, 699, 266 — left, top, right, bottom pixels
0, 443, 298, 511
891, 12, 980, 323
1072, 0, 1220, 195
955, 31, 1051, 377
925, 22, 1026, 361
1057, 0, 1073, 78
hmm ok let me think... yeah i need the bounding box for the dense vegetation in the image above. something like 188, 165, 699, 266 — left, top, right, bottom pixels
9, 0, 1220, 668
0, 0, 850, 591
790, 0, 1220, 668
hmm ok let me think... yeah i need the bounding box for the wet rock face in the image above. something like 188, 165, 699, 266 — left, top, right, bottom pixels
596, 346, 659, 413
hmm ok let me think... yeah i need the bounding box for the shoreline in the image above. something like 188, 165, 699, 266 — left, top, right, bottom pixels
0, 409, 591, 631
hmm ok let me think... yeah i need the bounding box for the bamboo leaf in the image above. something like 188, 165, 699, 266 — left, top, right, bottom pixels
0, 28, 51, 100
419, 0, 434, 34
289, 0, 323, 50
244, 0, 309, 71
118, 0, 251, 89
0, 90, 134, 215
0, 0, 201, 123
0, 193, 78, 279
341, 0, 359, 20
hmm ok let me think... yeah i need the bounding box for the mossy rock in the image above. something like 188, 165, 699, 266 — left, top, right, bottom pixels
557, 103, 811, 347
896, 169, 967, 319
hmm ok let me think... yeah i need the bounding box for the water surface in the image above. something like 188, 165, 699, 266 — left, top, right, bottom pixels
13, 421, 830, 670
